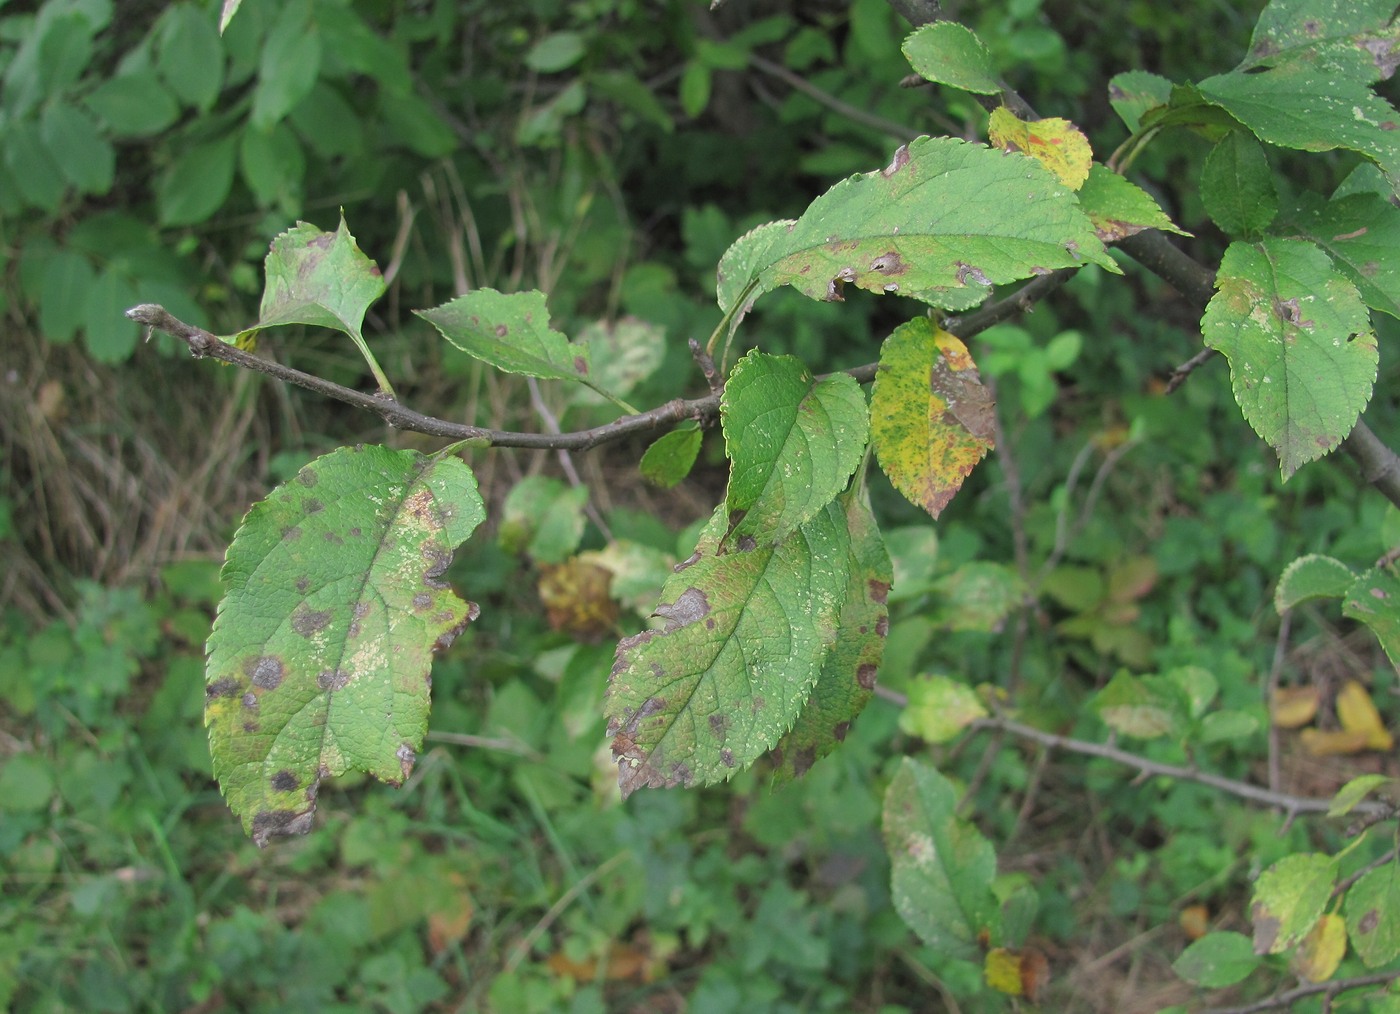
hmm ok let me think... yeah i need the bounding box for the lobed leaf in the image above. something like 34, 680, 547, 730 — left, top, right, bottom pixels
883, 758, 1000, 960
418, 288, 592, 385
721, 350, 869, 544
1202, 238, 1377, 478
605, 502, 851, 797
871, 319, 995, 519
719, 136, 1117, 315
205, 446, 485, 846
769, 485, 891, 784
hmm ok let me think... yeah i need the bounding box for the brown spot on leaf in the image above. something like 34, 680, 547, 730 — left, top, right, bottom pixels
708, 713, 730, 739
654, 587, 709, 630
870, 250, 906, 275
1373, 587, 1389, 600
207, 677, 241, 700
412, 592, 433, 610
250, 808, 316, 848
242, 692, 258, 709
1359, 908, 1380, 934
720, 748, 736, 768
396, 743, 416, 781
737, 534, 757, 552
422, 546, 452, 588
292, 604, 333, 637
1273, 297, 1311, 328
857, 664, 878, 690
295, 576, 310, 593
882, 143, 911, 177
318, 669, 351, 691
792, 747, 816, 777
868, 579, 890, 604
495, 323, 508, 337
322, 532, 344, 545
349, 526, 362, 537
403, 488, 445, 530
574, 355, 588, 375
1251, 904, 1279, 953
956, 262, 991, 287
303, 498, 324, 514
270, 770, 299, 792
243, 721, 260, 733
245, 656, 285, 690
282, 526, 302, 541
834, 721, 850, 741
297, 468, 319, 487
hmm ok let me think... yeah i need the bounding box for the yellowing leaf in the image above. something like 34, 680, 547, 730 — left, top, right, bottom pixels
1336, 680, 1393, 750
899, 674, 988, 743
1291, 913, 1347, 983
1180, 905, 1210, 941
872, 319, 995, 519
983, 947, 1050, 1001
988, 108, 1092, 190
1272, 685, 1321, 728
1300, 728, 1373, 757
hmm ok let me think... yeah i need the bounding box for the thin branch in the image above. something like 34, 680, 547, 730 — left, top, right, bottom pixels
877, 683, 1393, 817
1165, 346, 1216, 393
1201, 972, 1400, 1014
1265, 612, 1292, 797
747, 53, 928, 140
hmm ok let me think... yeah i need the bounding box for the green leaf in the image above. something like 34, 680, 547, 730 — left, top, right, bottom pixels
1201, 131, 1277, 236
82, 70, 179, 137
721, 351, 869, 544
679, 61, 711, 118
1202, 238, 1378, 478
898, 674, 986, 744
156, 133, 238, 227
1288, 192, 1400, 320
1251, 852, 1337, 955
933, 562, 1023, 633
254, 216, 384, 339
239, 122, 305, 208
2, 119, 65, 211
901, 22, 1000, 95
871, 319, 995, 519
883, 758, 999, 960
640, 426, 702, 489
220, 0, 243, 33
720, 136, 1117, 314
1093, 670, 1189, 739
1076, 164, 1187, 242
1343, 565, 1400, 671
83, 268, 140, 364
1329, 774, 1394, 818
418, 289, 593, 386
205, 445, 484, 846
770, 485, 890, 783
1196, 59, 1400, 189
567, 317, 664, 407
1344, 862, 1400, 967
1107, 70, 1173, 133
1199, 710, 1261, 744
605, 501, 851, 797
39, 250, 95, 343
251, 2, 321, 130
1172, 931, 1261, 987
40, 103, 113, 195
498, 476, 587, 565
525, 31, 586, 73
1242, 0, 1400, 73
1274, 553, 1355, 613
717, 219, 795, 315
155, 2, 225, 111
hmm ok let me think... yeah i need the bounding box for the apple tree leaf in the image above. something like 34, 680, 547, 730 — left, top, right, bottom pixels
1288, 192, 1400, 320
418, 288, 592, 386
1274, 553, 1355, 613
1076, 165, 1188, 242
205, 445, 485, 846
872, 319, 995, 519
1251, 852, 1337, 955
987, 107, 1092, 190
1202, 238, 1378, 478
901, 22, 1001, 95
1343, 565, 1400, 672
722, 350, 869, 545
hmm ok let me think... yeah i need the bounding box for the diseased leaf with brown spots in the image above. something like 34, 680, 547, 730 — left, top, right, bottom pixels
206, 445, 484, 846
1343, 862, 1400, 967
604, 501, 851, 797
1343, 564, 1400, 672
538, 558, 621, 642
1250, 853, 1337, 955
714, 135, 1117, 314
1076, 164, 1188, 242
872, 318, 995, 519
769, 482, 891, 784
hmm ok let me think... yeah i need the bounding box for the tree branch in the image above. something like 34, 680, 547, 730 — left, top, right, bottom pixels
1201, 972, 1400, 1014
127, 269, 1071, 455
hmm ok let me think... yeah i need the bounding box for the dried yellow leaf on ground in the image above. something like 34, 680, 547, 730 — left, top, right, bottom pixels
1272, 685, 1320, 728
1336, 680, 1393, 750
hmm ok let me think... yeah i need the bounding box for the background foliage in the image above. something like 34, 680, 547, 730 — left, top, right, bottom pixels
4, 0, 1400, 1010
